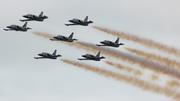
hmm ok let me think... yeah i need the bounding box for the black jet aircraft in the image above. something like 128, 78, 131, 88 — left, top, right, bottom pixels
96, 38, 124, 47
65, 16, 93, 26
3, 22, 31, 32
34, 50, 61, 59
50, 32, 77, 42
20, 11, 48, 22
78, 51, 105, 61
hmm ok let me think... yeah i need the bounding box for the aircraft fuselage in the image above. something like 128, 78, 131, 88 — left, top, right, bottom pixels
69, 19, 89, 26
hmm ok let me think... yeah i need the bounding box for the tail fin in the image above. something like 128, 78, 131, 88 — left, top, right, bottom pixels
39, 11, 43, 17
96, 51, 100, 57
22, 22, 27, 28
52, 50, 57, 56
84, 16, 88, 22
68, 32, 74, 39
115, 38, 119, 44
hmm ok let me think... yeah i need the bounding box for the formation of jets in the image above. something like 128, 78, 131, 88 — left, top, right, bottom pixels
3, 11, 125, 61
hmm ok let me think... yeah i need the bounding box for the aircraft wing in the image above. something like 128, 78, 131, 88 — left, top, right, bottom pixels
96, 44, 107, 46
34, 57, 46, 59
3, 29, 13, 31
78, 58, 90, 60
20, 19, 33, 22
65, 24, 78, 26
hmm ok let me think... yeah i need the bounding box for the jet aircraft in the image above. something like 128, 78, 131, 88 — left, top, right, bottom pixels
78, 51, 105, 61
3, 22, 31, 32
34, 50, 61, 59
65, 16, 93, 26
96, 38, 124, 47
20, 11, 48, 22
50, 32, 77, 42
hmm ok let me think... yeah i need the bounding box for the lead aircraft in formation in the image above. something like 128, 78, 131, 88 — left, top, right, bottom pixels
50, 32, 78, 42
96, 38, 124, 47
78, 51, 105, 61
34, 50, 61, 59
20, 12, 48, 22
3, 22, 31, 32
65, 16, 93, 26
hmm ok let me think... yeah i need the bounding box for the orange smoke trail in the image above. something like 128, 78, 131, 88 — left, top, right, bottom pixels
92, 26, 180, 58
149, 74, 160, 81
124, 47, 180, 71
31, 32, 180, 80
60, 59, 180, 101
105, 61, 143, 76
166, 80, 180, 88
78, 41, 180, 80
32, 32, 53, 39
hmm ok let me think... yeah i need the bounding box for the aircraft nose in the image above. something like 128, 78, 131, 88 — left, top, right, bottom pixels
100, 41, 104, 44
69, 20, 73, 22
53, 36, 58, 39
82, 55, 86, 57
7, 26, 11, 28
38, 54, 42, 56
23, 15, 28, 18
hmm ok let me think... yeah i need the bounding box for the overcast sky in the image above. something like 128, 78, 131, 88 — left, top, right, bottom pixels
1, 0, 180, 101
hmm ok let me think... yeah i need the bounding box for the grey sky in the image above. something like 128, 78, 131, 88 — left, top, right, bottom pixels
1, 0, 180, 101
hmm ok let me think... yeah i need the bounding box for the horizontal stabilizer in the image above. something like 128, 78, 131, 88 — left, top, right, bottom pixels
118, 43, 124, 45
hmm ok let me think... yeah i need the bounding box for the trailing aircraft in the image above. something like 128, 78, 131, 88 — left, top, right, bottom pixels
34, 50, 61, 59
50, 32, 77, 42
3, 22, 31, 32
78, 51, 105, 61
96, 38, 124, 47
65, 16, 93, 26
20, 11, 48, 22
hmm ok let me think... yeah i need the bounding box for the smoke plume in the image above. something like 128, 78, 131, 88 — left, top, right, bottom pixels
105, 61, 143, 76
32, 32, 180, 80
125, 47, 180, 71
78, 41, 180, 80
166, 80, 180, 88
92, 26, 180, 58
32, 32, 53, 39
60, 59, 180, 101
149, 74, 160, 81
